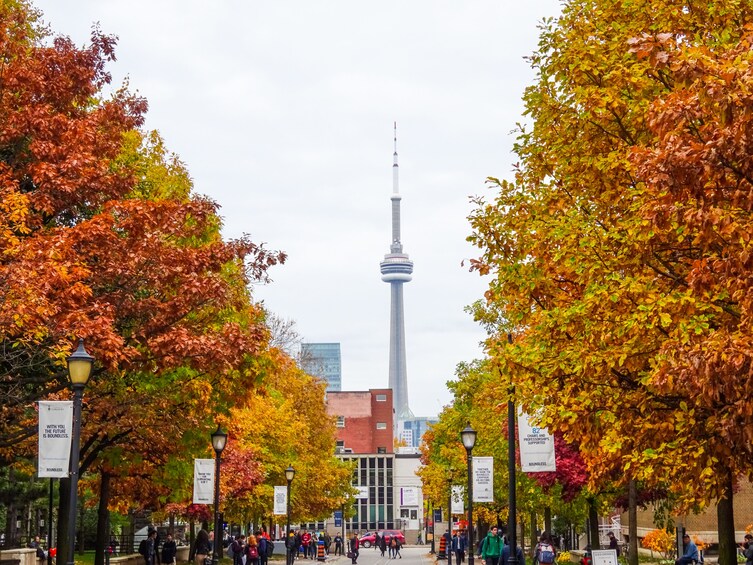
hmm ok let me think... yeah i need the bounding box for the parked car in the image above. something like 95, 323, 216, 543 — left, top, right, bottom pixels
359, 530, 405, 548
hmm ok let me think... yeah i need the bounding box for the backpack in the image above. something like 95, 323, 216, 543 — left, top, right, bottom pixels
248, 545, 259, 559
539, 543, 555, 564
264, 539, 274, 558
139, 540, 148, 557
226, 542, 236, 559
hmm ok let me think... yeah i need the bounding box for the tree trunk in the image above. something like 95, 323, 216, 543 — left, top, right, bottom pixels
628, 480, 638, 565
544, 507, 552, 537
717, 469, 736, 565
588, 498, 600, 550
95, 472, 111, 565
531, 511, 538, 546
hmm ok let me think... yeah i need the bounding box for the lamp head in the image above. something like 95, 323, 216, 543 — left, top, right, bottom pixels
460, 425, 477, 450
67, 339, 94, 386
285, 465, 295, 482
211, 425, 228, 454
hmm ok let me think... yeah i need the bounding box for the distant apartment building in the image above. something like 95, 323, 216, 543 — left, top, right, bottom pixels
300, 342, 341, 391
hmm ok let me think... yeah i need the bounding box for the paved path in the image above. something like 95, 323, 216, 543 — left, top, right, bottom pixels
316, 546, 435, 565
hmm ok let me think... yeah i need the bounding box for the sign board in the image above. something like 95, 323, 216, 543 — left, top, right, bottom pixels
273, 486, 287, 515
334, 511, 343, 527
38, 401, 73, 478
400, 487, 420, 506
433, 509, 443, 524
591, 549, 619, 565
451, 485, 464, 514
518, 411, 557, 472
193, 459, 214, 504
355, 486, 369, 499
472, 456, 494, 502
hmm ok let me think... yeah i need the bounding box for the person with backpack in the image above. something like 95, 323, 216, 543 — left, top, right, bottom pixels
480, 526, 503, 565
246, 535, 260, 565
192, 529, 211, 565
229, 535, 245, 565
534, 533, 556, 565
391, 536, 402, 559
258, 533, 270, 565
502, 542, 526, 565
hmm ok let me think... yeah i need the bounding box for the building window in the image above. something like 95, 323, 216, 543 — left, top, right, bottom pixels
336, 416, 345, 428
376, 422, 387, 430
376, 394, 387, 402
377, 447, 386, 454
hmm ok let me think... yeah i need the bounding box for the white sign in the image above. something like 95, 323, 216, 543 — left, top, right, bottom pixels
517, 412, 556, 473
355, 486, 369, 499
451, 485, 464, 514
38, 401, 73, 478
591, 550, 618, 565
193, 459, 215, 504
274, 486, 288, 515
472, 456, 494, 502
400, 487, 419, 506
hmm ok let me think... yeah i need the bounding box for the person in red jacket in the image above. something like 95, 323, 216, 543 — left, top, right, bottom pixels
301, 530, 312, 559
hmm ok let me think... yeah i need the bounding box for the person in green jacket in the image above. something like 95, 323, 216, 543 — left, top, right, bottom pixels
481, 526, 504, 565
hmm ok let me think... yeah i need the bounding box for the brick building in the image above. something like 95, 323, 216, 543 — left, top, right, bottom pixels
327, 389, 394, 454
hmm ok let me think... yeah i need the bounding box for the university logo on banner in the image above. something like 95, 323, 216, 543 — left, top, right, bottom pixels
517, 411, 556, 473
273, 486, 287, 515
38, 401, 73, 478
193, 459, 215, 504
472, 456, 494, 503
451, 485, 464, 514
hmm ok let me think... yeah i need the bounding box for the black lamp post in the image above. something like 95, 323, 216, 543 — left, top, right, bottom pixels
285, 465, 295, 565
460, 426, 476, 565
448, 467, 456, 565
430, 500, 436, 554
211, 426, 227, 565
66, 339, 94, 565
506, 333, 518, 565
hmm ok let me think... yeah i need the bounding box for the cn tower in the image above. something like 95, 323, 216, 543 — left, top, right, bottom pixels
380, 123, 414, 432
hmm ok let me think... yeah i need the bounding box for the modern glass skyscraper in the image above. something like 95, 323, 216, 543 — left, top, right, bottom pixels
300, 342, 342, 391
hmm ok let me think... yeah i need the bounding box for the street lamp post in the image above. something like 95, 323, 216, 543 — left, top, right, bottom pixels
447, 468, 455, 565
506, 333, 518, 565
460, 426, 476, 565
66, 339, 94, 565
285, 465, 295, 565
430, 500, 436, 554
211, 426, 228, 565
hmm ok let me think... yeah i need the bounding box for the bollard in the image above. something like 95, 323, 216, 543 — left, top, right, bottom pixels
439, 535, 447, 559
317, 540, 325, 561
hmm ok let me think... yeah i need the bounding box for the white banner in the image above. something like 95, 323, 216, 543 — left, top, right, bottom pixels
472, 456, 494, 502
38, 401, 73, 478
273, 486, 287, 515
517, 412, 556, 472
451, 485, 464, 514
193, 459, 215, 504
400, 487, 420, 507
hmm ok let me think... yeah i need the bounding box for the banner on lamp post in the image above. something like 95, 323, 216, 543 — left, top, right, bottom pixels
38, 401, 73, 478
472, 456, 494, 503
273, 486, 287, 515
517, 412, 556, 472
193, 459, 215, 504
451, 485, 464, 514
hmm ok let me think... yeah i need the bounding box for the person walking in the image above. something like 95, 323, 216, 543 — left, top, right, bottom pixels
161, 533, 177, 565
192, 530, 211, 565
258, 533, 270, 565
502, 543, 526, 565
246, 535, 260, 565
334, 534, 343, 556
534, 533, 556, 565
392, 537, 402, 559
379, 534, 387, 557
480, 526, 503, 565
349, 533, 360, 565
453, 530, 467, 564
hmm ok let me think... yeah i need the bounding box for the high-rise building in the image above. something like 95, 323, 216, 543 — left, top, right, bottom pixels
300, 342, 342, 391
380, 124, 414, 434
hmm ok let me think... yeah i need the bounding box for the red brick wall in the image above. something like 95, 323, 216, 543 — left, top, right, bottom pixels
327, 389, 394, 454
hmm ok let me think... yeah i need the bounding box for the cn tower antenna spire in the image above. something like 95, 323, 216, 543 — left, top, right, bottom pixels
380, 122, 414, 435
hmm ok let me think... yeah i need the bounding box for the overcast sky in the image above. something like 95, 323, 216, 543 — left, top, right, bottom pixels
35, 1, 562, 418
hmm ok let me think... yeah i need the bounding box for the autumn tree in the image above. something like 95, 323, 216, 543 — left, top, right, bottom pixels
467, 2, 753, 564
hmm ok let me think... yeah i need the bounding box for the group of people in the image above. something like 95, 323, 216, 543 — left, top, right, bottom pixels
371, 532, 403, 559
476, 528, 558, 565
226, 531, 273, 565
139, 528, 178, 565
284, 529, 334, 559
